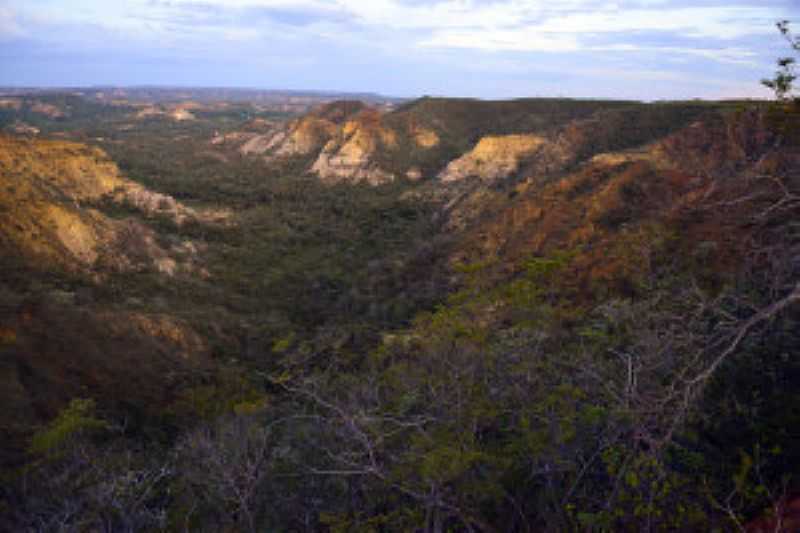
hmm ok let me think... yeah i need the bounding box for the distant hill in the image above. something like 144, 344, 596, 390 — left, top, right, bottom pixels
0, 86, 403, 107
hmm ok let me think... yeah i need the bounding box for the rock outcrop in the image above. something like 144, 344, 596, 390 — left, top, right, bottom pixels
239, 131, 286, 155
0, 135, 221, 275
250, 101, 368, 159
412, 126, 440, 148
310, 111, 398, 185
270, 115, 339, 158
29, 101, 66, 118
438, 134, 546, 183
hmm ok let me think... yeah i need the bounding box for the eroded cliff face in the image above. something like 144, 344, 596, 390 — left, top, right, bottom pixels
270, 115, 339, 158
236, 101, 369, 160
0, 136, 222, 276
412, 126, 440, 149
449, 109, 799, 293
438, 134, 546, 183
239, 130, 286, 155
0, 136, 122, 269
310, 110, 400, 185
230, 101, 446, 184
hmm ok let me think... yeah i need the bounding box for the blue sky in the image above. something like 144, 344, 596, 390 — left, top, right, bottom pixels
0, 0, 797, 100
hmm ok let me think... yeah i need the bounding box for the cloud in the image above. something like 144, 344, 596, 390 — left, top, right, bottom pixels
0, 7, 25, 40
143, 0, 787, 64
592, 44, 760, 65
414, 3, 784, 59
420, 29, 580, 52
0, 0, 791, 99
532, 6, 779, 40
147, 1, 785, 37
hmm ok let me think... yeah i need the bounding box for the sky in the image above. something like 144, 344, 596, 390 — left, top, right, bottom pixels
0, 0, 797, 100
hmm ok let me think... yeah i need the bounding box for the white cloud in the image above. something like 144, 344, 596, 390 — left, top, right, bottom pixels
4, 0, 789, 65
0, 7, 25, 39
534, 7, 779, 40
170, 0, 784, 62
150, 0, 784, 39
421, 28, 580, 52
594, 44, 760, 65
10, 1, 787, 44
407, 3, 785, 62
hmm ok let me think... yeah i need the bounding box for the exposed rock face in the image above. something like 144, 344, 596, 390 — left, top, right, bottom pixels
0, 98, 22, 110
233, 101, 405, 184
413, 126, 440, 148
239, 131, 286, 155
310, 113, 397, 185
209, 127, 287, 156
133, 103, 197, 122
438, 134, 546, 183
235, 100, 445, 184
0, 136, 120, 268
406, 167, 423, 181
0, 135, 221, 275
170, 108, 195, 121
270, 116, 338, 158
254, 101, 369, 159
134, 106, 162, 119
29, 101, 66, 118
116, 183, 228, 225
47, 205, 111, 265
0, 138, 125, 197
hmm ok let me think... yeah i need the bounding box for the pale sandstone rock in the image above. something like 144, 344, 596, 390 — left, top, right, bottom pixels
413, 127, 439, 148
0, 136, 224, 277
310, 122, 396, 185
406, 167, 423, 181
438, 134, 546, 183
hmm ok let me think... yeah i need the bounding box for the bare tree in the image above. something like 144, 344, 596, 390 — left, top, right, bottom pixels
176, 414, 272, 532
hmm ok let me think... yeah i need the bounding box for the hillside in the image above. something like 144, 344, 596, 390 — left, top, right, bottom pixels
231, 97, 730, 191
0, 135, 224, 469
0, 95, 798, 531
451, 107, 799, 270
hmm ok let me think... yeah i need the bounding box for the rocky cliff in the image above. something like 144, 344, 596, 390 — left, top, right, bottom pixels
0, 136, 225, 276
310, 109, 399, 185
438, 134, 546, 183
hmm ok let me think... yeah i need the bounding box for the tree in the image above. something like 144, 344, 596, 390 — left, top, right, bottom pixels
762, 20, 800, 100
6, 399, 171, 532
175, 414, 272, 532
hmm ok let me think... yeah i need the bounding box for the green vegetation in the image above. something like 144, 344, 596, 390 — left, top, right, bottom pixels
0, 89, 798, 531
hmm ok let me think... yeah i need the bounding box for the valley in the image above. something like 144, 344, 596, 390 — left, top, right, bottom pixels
0, 90, 798, 531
